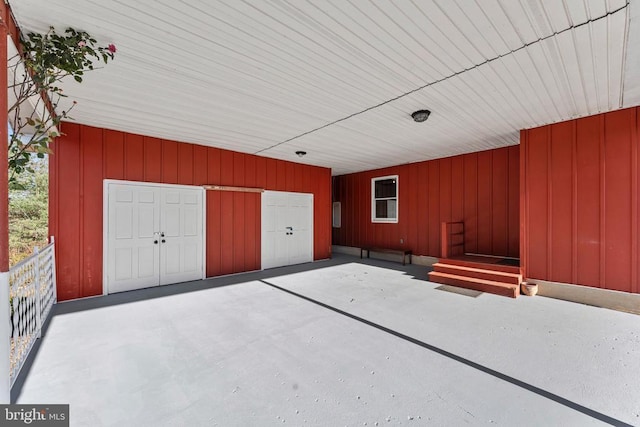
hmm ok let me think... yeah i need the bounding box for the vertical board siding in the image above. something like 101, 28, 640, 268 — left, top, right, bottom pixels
143, 137, 162, 182
492, 148, 508, 256
463, 154, 478, 254
177, 143, 194, 185
549, 122, 573, 283
162, 140, 178, 184
55, 124, 81, 300
575, 116, 601, 287
522, 106, 640, 294
525, 127, 549, 279
333, 146, 520, 259
476, 151, 493, 255
416, 165, 429, 255
50, 123, 331, 300
124, 134, 144, 182
603, 110, 633, 292
81, 126, 104, 297
507, 147, 520, 258
428, 162, 441, 255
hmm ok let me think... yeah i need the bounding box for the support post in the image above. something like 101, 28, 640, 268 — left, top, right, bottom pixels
0, 16, 12, 403
441, 222, 449, 259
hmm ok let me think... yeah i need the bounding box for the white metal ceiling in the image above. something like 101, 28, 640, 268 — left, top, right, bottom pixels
9, 0, 634, 175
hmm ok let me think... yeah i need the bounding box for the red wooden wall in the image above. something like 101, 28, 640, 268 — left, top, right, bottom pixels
521, 107, 639, 294
332, 146, 519, 258
49, 123, 332, 301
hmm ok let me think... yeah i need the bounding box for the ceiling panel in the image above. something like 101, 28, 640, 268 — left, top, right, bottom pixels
9, 0, 636, 175
624, 0, 640, 107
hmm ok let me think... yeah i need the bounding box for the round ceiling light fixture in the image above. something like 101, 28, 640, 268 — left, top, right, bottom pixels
411, 109, 431, 123
295, 150, 307, 157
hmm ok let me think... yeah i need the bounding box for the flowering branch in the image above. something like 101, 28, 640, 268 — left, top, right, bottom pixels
8, 26, 116, 186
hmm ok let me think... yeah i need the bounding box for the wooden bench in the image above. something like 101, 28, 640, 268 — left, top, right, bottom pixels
360, 247, 412, 265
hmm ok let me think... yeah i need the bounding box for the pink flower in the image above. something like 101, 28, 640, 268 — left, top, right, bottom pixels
77, 41, 86, 47
108, 44, 117, 53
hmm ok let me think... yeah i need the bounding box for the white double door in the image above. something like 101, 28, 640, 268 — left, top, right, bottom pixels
261, 191, 314, 270
105, 181, 204, 294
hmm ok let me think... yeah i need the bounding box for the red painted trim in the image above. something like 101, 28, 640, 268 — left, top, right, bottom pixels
0, 21, 8, 272
571, 120, 578, 285
635, 109, 640, 295
546, 125, 552, 280
0, 2, 20, 47
599, 114, 606, 288
519, 130, 527, 279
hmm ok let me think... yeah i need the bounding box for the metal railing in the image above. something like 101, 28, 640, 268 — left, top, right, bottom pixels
8, 237, 57, 387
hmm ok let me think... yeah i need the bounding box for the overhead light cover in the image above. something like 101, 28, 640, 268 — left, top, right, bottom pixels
411, 109, 431, 122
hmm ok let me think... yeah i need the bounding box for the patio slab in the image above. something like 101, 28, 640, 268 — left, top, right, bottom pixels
12, 254, 640, 426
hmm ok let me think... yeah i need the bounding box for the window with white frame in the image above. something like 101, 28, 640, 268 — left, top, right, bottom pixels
371, 175, 398, 223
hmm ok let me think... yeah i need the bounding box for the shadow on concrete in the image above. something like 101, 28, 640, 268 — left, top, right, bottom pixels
53, 254, 431, 316
10, 254, 431, 402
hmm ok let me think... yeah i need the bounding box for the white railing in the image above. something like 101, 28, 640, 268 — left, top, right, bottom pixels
8, 237, 57, 387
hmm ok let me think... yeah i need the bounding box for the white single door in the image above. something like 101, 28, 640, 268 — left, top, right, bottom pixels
107, 183, 161, 293
261, 191, 313, 269
287, 193, 313, 266
105, 181, 204, 294
159, 188, 204, 285
261, 192, 289, 269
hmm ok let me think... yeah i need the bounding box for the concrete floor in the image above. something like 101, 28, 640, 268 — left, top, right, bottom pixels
12, 254, 640, 426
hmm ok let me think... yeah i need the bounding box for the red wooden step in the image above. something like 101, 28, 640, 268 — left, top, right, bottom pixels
428, 271, 519, 298
437, 258, 520, 274
432, 262, 521, 285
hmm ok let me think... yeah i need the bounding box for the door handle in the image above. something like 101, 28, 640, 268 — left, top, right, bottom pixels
161, 239, 166, 243
154, 240, 158, 244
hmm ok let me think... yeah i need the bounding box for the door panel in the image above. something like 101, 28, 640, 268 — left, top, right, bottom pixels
137, 246, 156, 278
262, 192, 289, 269
107, 183, 160, 293
288, 194, 313, 266
159, 187, 204, 285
